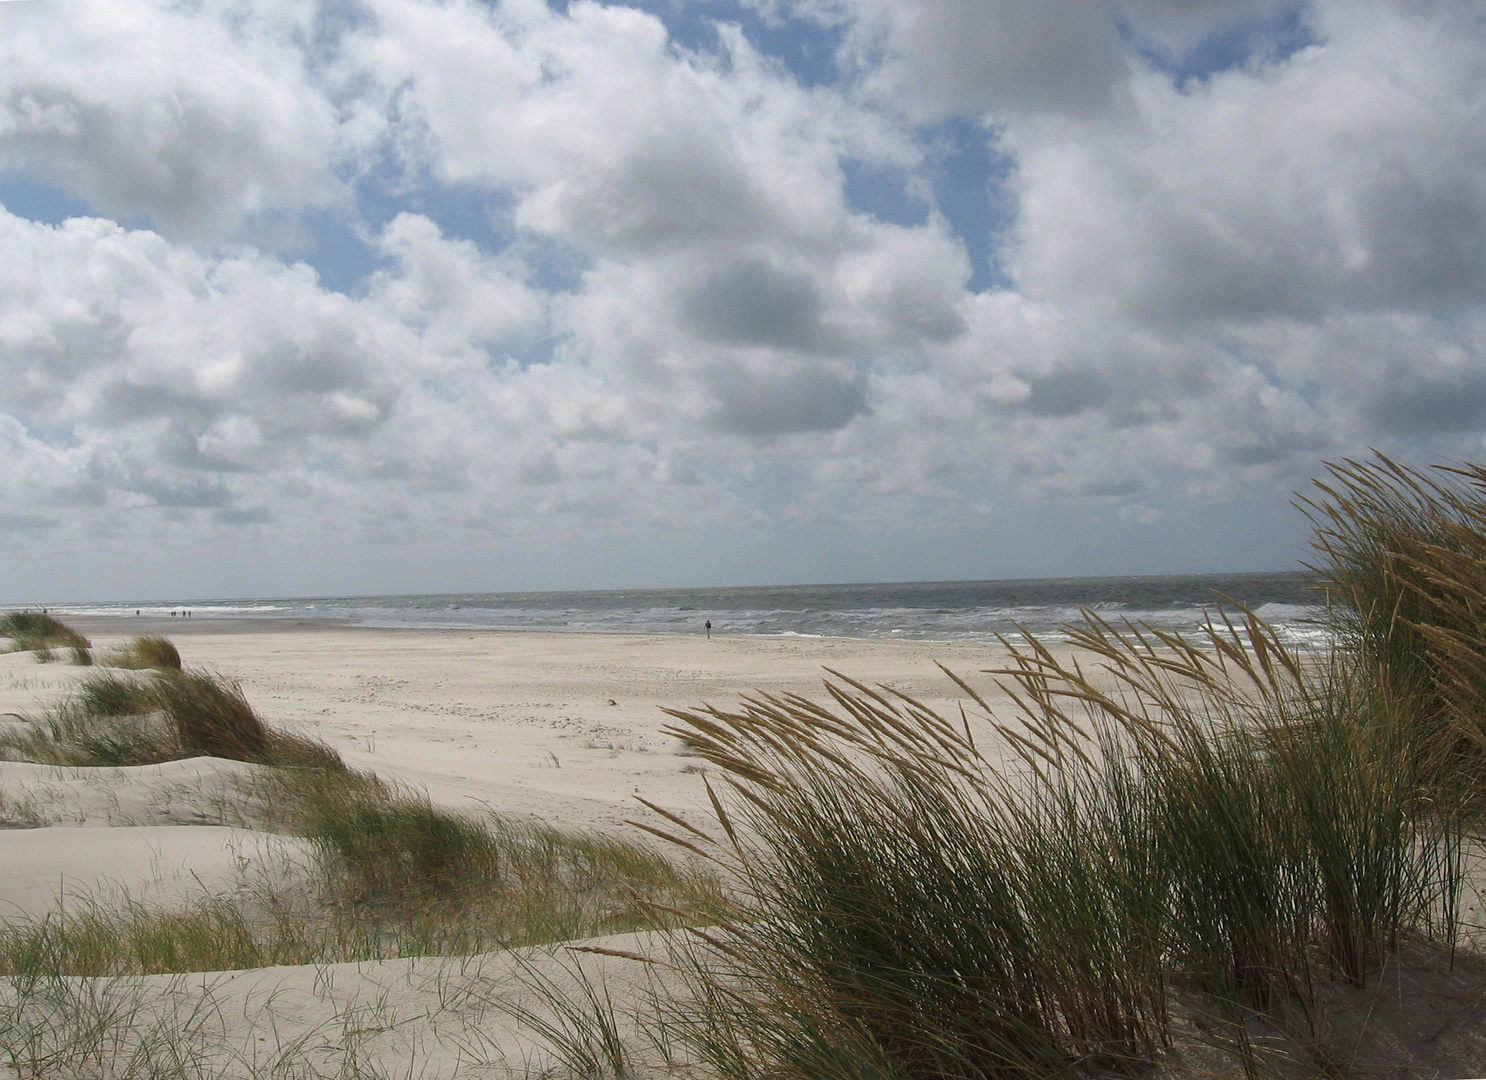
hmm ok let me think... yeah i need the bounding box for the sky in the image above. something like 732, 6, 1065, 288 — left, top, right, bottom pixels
2, 0, 1485, 603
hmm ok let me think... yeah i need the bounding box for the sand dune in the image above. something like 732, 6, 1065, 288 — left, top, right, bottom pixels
0, 757, 275, 828
0, 626, 1020, 1078
0, 928, 677, 1078
0, 825, 317, 921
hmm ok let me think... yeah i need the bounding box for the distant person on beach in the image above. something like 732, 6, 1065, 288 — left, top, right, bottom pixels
705, 619, 711, 640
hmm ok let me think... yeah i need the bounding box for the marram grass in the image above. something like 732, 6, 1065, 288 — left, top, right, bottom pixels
0, 802, 715, 978
101, 634, 183, 671
0, 661, 342, 770
1301, 452, 1486, 796
0, 611, 89, 654
650, 605, 1465, 1080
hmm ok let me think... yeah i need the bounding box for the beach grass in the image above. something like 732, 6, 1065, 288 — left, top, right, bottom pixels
0, 660, 345, 772
0, 785, 716, 978
274, 766, 715, 956
1300, 453, 1486, 797
643, 607, 1470, 1079
0, 611, 90, 654
100, 634, 183, 671
484, 948, 632, 1079
0, 669, 170, 766
0, 961, 508, 1079
0, 816, 708, 979
151, 667, 270, 760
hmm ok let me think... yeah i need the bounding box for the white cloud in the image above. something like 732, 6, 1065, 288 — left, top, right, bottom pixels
357, 0, 877, 256
367, 212, 546, 361
3, 0, 1486, 592
0, 0, 367, 243
1007, 0, 1486, 323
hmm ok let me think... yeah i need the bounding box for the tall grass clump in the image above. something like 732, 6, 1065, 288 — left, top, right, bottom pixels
274, 768, 715, 949
0, 664, 345, 774
148, 667, 342, 769
300, 771, 502, 909
0, 898, 274, 978
653, 603, 1462, 1080
0, 670, 171, 766
102, 634, 182, 670
0, 660, 717, 968
1016, 613, 1460, 997
0, 611, 89, 653
151, 668, 268, 760
1301, 453, 1486, 795
655, 665, 1171, 1080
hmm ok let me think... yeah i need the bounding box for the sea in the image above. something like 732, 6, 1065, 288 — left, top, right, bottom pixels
54, 571, 1329, 647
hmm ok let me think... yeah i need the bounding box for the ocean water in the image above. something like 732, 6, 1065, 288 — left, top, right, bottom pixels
58, 571, 1327, 646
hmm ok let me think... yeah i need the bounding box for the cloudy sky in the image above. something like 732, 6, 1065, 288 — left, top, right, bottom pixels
1, 0, 1484, 602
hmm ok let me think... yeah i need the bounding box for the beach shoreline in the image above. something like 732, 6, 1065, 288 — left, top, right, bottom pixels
4, 622, 1026, 835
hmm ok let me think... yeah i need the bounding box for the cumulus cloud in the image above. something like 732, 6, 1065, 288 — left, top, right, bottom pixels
367, 212, 546, 359
680, 257, 826, 351
0, 0, 368, 243
846, 0, 1130, 118
1006, 0, 1486, 326
358, 1, 876, 255
2, 0, 1486, 592
0, 211, 408, 513
809, 0, 1323, 119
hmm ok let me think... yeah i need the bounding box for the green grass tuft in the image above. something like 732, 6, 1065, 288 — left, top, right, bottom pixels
0, 668, 347, 771
0, 611, 90, 653
101, 634, 182, 671
303, 774, 502, 906
0, 663, 714, 975
0, 772, 716, 976
151, 668, 269, 760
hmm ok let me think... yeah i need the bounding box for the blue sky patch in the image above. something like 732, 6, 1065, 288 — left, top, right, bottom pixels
1127, 6, 1320, 88
0, 175, 101, 227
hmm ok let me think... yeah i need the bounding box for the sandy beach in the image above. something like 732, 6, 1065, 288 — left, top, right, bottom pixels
29, 620, 1023, 830
2, 620, 1483, 1079
0, 622, 1031, 1078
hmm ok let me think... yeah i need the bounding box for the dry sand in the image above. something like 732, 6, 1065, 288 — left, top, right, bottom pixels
0, 624, 1028, 929
1, 622, 1483, 1079
14, 621, 1027, 827
0, 624, 1027, 1079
